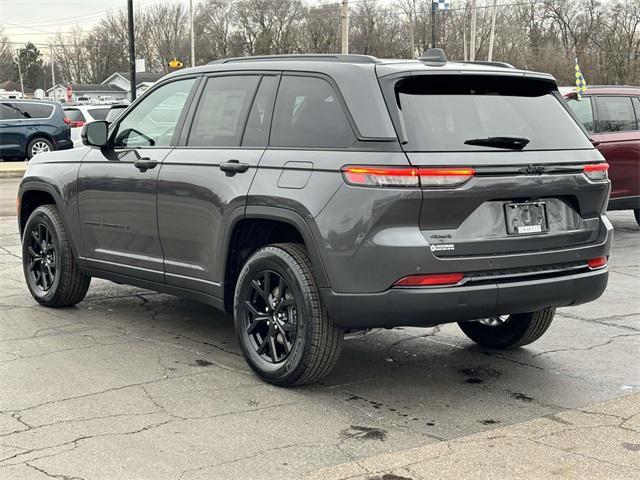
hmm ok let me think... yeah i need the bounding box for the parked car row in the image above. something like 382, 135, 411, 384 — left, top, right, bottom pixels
0, 100, 130, 159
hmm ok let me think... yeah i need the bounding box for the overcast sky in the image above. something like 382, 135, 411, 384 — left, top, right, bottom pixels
1, 0, 170, 53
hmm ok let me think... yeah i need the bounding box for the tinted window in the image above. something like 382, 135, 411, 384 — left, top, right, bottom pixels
596, 96, 637, 132
242, 76, 278, 147
270, 76, 355, 148
0, 102, 21, 120
633, 97, 640, 124
106, 106, 127, 123
64, 108, 86, 122
566, 96, 594, 132
19, 103, 53, 119
88, 107, 110, 120
187, 75, 259, 147
394, 75, 592, 151
114, 79, 195, 148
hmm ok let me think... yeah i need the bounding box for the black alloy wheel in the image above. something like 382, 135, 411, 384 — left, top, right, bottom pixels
242, 270, 298, 364
25, 222, 58, 292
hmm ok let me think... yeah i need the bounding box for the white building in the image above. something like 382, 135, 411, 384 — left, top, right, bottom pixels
101, 72, 165, 99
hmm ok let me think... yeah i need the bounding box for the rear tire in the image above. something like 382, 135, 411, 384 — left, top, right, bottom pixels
634, 209, 640, 226
22, 205, 91, 307
458, 308, 555, 349
234, 243, 343, 386
26, 138, 53, 160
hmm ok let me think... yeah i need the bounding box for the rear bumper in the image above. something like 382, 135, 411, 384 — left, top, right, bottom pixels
321, 268, 608, 329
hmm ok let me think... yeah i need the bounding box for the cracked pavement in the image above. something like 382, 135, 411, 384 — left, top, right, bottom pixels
1, 177, 639, 479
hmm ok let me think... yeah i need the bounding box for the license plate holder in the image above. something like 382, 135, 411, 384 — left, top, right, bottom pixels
504, 202, 548, 235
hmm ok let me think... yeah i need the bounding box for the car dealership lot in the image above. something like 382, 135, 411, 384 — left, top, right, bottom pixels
0, 182, 638, 478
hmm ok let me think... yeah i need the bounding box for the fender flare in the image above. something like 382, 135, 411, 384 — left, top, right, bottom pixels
222, 205, 330, 289
18, 179, 82, 260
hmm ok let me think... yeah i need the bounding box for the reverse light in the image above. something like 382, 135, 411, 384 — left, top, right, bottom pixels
419, 167, 476, 187
583, 163, 608, 181
587, 256, 607, 270
341, 166, 475, 188
394, 272, 465, 287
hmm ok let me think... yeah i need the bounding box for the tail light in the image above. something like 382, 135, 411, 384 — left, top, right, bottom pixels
583, 163, 608, 181
63, 118, 85, 128
394, 272, 465, 287
587, 256, 607, 270
341, 166, 475, 188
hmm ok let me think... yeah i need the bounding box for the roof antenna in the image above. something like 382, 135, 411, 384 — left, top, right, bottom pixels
418, 48, 447, 66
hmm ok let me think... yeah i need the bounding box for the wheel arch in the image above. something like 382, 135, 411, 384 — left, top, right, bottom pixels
222, 206, 330, 313
18, 181, 81, 259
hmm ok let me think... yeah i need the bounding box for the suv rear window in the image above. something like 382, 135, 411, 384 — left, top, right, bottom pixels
393, 75, 592, 151
64, 109, 85, 122
88, 107, 110, 120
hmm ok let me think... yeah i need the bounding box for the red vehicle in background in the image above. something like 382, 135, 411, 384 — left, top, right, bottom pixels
565, 86, 640, 225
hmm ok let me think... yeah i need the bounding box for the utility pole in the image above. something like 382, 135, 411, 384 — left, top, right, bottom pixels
341, 0, 349, 54
408, 0, 416, 58
431, 1, 437, 48
127, 0, 137, 102
470, 0, 477, 61
190, 0, 195, 67
15, 49, 24, 98
487, 0, 498, 62
50, 45, 56, 100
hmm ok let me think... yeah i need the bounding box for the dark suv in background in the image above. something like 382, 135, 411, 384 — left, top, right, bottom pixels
18, 53, 611, 386
0, 100, 72, 161
565, 86, 640, 224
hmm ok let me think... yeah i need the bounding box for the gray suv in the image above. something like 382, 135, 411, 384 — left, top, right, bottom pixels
17, 53, 612, 386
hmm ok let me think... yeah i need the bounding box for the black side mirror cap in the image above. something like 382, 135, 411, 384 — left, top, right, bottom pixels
81, 121, 109, 148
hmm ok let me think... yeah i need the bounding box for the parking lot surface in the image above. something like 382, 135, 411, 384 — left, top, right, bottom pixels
0, 188, 639, 478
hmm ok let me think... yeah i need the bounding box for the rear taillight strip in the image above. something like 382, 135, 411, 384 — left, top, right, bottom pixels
583, 163, 609, 181
341, 166, 475, 188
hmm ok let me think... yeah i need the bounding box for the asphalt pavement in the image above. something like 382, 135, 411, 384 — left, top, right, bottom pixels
0, 180, 639, 479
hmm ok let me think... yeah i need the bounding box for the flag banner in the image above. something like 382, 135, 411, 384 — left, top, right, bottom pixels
433, 0, 451, 11
574, 58, 587, 100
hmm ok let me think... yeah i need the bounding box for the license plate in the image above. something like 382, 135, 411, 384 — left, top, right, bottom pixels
504, 202, 548, 235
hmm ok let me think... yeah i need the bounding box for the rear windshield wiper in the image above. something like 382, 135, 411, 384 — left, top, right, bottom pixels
464, 136, 530, 150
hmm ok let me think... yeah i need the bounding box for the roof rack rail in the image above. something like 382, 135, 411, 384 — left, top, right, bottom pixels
209, 54, 381, 65
458, 60, 516, 69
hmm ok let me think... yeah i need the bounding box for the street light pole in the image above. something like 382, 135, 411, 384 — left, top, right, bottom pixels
127, 0, 137, 102
470, 0, 477, 61
431, 1, 437, 48
50, 45, 56, 100
190, 0, 195, 67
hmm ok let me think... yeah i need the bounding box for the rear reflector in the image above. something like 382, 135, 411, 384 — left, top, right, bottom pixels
583, 163, 608, 181
587, 256, 607, 270
394, 272, 465, 287
341, 166, 475, 188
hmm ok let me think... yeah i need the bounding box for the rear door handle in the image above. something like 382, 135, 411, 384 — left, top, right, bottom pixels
134, 157, 157, 172
220, 160, 249, 176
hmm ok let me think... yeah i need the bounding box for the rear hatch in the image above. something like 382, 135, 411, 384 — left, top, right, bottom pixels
379, 71, 610, 258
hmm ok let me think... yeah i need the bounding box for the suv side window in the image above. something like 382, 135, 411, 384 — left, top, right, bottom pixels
633, 97, 640, 125
596, 96, 637, 132
113, 78, 196, 148
242, 76, 278, 147
187, 75, 259, 147
19, 103, 53, 119
566, 96, 594, 133
270, 75, 355, 148
0, 102, 20, 120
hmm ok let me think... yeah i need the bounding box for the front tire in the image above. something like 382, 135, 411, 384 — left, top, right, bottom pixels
458, 308, 555, 349
234, 243, 343, 386
22, 205, 91, 307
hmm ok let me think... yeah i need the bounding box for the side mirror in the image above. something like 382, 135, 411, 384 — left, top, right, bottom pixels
81, 121, 109, 148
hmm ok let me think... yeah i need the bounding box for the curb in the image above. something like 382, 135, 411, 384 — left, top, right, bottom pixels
0, 163, 27, 179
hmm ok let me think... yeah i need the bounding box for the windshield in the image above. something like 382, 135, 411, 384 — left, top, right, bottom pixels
393, 75, 592, 151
